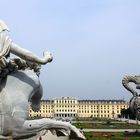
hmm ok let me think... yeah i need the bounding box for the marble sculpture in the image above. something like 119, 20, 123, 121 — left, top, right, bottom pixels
0, 20, 85, 140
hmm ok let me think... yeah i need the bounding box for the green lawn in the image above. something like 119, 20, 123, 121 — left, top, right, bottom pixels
73, 122, 140, 129
84, 132, 140, 140
73, 117, 118, 122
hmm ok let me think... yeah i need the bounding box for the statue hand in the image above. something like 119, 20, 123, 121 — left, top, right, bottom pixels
43, 51, 53, 63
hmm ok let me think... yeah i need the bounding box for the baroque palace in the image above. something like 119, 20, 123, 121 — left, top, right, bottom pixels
29, 97, 128, 119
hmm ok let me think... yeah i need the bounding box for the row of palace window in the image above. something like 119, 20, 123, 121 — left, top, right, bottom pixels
30, 110, 52, 113
40, 105, 127, 109
29, 114, 114, 117
30, 109, 120, 114
79, 114, 111, 118
55, 100, 77, 104
56, 109, 76, 112
55, 105, 76, 108
78, 107, 125, 111
31, 106, 122, 113
41, 105, 76, 108
79, 105, 126, 108
78, 110, 120, 113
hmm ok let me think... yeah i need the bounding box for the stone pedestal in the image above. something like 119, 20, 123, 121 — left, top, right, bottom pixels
22, 130, 70, 140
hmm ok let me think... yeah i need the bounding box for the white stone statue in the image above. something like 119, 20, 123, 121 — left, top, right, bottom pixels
0, 20, 85, 140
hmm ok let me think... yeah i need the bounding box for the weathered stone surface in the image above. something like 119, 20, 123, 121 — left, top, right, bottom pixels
22, 131, 70, 140
0, 20, 85, 140
122, 75, 140, 120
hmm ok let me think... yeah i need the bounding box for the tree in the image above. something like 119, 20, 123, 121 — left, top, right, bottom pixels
121, 108, 136, 119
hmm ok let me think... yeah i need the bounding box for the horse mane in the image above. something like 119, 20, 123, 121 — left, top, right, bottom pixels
0, 57, 41, 82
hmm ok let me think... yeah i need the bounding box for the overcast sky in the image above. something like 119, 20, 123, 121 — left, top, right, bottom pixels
1, 0, 140, 101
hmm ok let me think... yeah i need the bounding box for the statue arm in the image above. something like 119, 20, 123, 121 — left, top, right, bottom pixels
10, 43, 53, 64
122, 76, 138, 96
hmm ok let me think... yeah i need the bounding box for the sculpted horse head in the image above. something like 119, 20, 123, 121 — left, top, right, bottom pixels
122, 75, 140, 120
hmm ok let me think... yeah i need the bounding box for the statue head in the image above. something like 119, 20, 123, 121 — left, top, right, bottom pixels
0, 20, 10, 33
129, 96, 140, 120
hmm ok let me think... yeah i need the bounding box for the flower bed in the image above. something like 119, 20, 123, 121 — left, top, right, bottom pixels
84, 132, 140, 140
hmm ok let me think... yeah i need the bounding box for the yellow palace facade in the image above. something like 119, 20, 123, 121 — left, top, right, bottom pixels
29, 97, 128, 119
